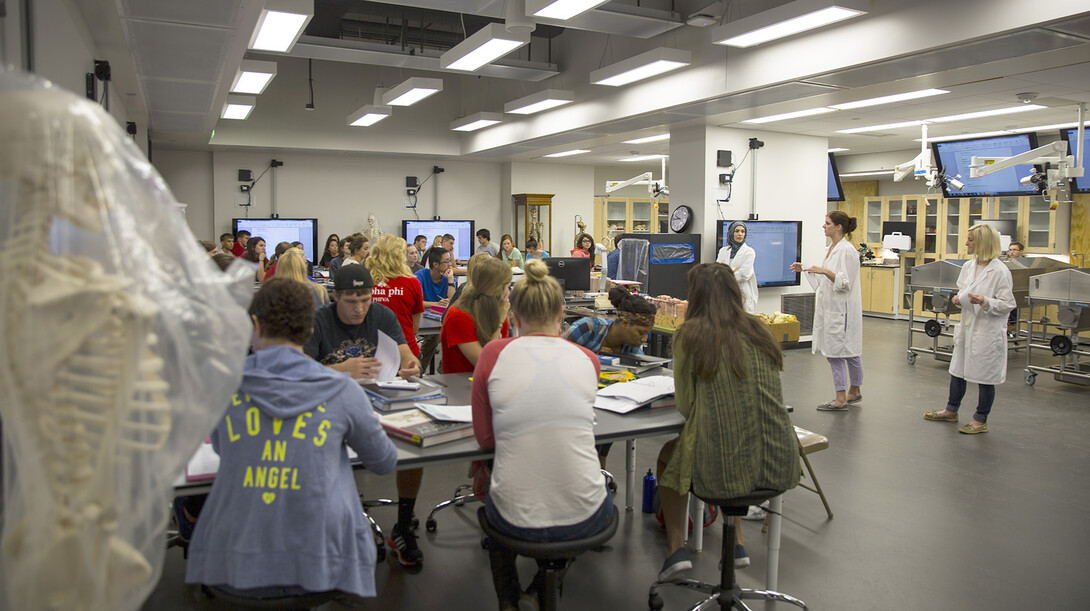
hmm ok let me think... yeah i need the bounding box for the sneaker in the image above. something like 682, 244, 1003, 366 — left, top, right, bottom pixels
958, 422, 988, 434
816, 402, 848, 411
742, 505, 767, 521
387, 524, 424, 567
658, 548, 692, 582
734, 544, 750, 569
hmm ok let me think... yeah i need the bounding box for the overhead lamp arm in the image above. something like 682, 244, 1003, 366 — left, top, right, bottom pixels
605, 172, 653, 193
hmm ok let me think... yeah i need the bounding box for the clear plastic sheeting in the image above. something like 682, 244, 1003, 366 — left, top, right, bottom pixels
618, 238, 650, 285
0, 70, 252, 611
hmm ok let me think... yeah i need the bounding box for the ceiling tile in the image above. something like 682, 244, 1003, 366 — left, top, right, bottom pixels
144, 80, 217, 113
127, 21, 232, 82
120, 0, 243, 28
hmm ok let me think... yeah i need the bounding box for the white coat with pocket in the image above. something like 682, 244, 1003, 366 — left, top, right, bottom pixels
948, 258, 1016, 385
717, 244, 758, 314
806, 239, 863, 358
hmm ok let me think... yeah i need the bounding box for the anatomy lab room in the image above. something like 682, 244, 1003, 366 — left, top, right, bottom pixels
1, 1, 1089, 610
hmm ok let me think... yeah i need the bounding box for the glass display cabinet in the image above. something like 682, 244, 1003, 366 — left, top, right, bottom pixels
513, 193, 552, 253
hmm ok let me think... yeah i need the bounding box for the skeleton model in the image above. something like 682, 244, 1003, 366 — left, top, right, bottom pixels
0, 72, 249, 611
365, 212, 385, 242
528, 206, 543, 243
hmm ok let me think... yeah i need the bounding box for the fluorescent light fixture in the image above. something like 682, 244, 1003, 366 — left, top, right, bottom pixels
829, 88, 949, 110
624, 133, 670, 144
450, 112, 504, 132
221, 95, 255, 120
230, 60, 278, 95
504, 89, 575, 114
528, 0, 609, 20
544, 149, 591, 158
828, 147, 850, 152
440, 23, 530, 72
929, 104, 1046, 123
836, 120, 925, 134
249, 0, 314, 53
621, 154, 668, 162
712, 0, 867, 47
347, 104, 391, 127
590, 47, 691, 87
840, 170, 895, 177
916, 121, 1090, 143
742, 106, 838, 124
382, 77, 444, 106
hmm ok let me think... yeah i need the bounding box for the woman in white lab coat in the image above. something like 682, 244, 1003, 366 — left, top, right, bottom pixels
924, 224, 1015, 434
789, 211, 863, 411
717, 221, 758, 314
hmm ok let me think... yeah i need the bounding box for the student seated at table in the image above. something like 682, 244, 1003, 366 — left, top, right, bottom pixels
656, 263, 799, 582
185, 278, 398, 601
472, 259, 612, 611
440, 256, 512, 374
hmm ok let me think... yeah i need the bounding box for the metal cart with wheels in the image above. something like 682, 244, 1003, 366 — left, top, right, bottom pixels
1024, 268, 1090, 386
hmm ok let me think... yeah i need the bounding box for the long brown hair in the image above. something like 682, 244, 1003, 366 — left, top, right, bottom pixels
674, 263, 782, 380
453, 256, 512, 346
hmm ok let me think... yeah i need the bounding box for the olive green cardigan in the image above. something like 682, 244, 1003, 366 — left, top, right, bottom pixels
660, 339, 800, 500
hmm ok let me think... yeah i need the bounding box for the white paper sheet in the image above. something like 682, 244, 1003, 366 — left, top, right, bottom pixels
594, 375, 675, 413
185, 441, 220, 481
416, 403, 473, 423
375, 329, 400, 382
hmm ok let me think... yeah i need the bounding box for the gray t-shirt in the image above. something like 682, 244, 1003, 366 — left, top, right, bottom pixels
477, 242, 499, 258
303, 302, 406, 365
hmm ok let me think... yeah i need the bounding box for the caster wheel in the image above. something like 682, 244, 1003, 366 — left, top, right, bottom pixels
426, 518, 437, 532
649, 592, 664, 610
412, 517, 420, 530
454, 497, 465, 507
607, 479, 618, 495
376, 546, 386, 563
1025, 373, 1036, 386
480, 536, 490, 550
907, 352, 917, 365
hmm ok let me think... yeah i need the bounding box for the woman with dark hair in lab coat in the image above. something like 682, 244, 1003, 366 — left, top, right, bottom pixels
924, 224, 1015, 434
716, 221, 758, 313
789, 211, 863, 411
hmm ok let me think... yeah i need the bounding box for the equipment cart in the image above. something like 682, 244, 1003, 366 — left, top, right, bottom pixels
1024, 268, 1090, 386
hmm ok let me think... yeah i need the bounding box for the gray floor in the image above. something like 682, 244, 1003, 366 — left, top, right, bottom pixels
144, 317, 1090, 610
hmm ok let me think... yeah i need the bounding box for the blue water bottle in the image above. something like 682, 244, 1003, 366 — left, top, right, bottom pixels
642, 469, 657, 513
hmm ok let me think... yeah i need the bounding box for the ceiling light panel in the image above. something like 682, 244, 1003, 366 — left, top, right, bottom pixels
711, 0, 868, 48
230, 60, 277, 95
836, 120, 924, 134
929, 104, 1046, 123
828, 147, 850, 152
382, 77, 444, 106
504, 89, 575, 114
742, 107, 838, 123
528, 0, 610, 20
347, 104, 391, 127
590, 48, 692, 87
440, 23, 530, 72
624, 134, 671, 144
829, 88, 949, 110
544, 149, 591, 158
249, 0, 313, 53
451, 112, 505, 132
221, 95, 255, 120
621, 154, 668, 162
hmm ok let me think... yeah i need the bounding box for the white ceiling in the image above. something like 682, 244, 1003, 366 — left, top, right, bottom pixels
78, 0, 1090, 170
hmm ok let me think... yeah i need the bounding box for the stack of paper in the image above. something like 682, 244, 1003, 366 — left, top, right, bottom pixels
594, 375, 675, 414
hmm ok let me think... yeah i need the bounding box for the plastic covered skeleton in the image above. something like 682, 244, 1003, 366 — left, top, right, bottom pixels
0, 71, 251, 610
365, 212, 385, 242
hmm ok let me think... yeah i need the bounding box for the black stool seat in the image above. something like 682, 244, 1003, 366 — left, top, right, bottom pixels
479, 506, 619, 610
202, 585, 339, 610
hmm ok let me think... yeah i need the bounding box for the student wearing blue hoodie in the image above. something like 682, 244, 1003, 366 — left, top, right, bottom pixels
186, 278, 399, 600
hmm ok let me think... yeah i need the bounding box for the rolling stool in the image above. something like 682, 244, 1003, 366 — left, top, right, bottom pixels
359, 496, 420, 561
477, 505, 620, 611
648, 489, 807, 611
201, 586, 338, 610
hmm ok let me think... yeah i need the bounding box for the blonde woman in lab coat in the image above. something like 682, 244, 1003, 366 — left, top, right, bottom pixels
924, 224, 1016, 434
789, 211, 863, 411
716, 221, 758, 313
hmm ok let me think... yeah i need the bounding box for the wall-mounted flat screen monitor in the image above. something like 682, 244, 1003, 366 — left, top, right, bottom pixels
402, 220, 476, 261
716, 220, 802, 288
1060, 128, 1089, 193
827, 153, 845, 202
233, 218, 318, 263
931, 133, 1041, 198
544, 257, 591, 292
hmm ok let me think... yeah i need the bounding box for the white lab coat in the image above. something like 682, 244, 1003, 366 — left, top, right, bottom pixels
948, 258, 1017, 385
806, 239, 863, 358
717, 244, 758, 314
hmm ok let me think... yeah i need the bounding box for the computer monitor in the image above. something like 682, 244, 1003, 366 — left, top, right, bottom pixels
544, 257, 591, 291
827, 153, 845, 202
402, 220, 475, 261
881, 221, 916, 248
233, 218, 318, 263
715, 220, 802, 288
931, 133, 1041, 198
1060, 127, 1089, 193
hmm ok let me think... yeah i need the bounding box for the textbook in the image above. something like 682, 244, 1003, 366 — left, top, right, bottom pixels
601, 353, 672, 375
378, 407, 474, 448
185, 440, 219, 482
594, 375, 675, 414
362, 379, 446, 412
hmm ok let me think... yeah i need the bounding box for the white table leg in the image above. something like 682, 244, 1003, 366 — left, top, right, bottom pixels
625, 439, 635, 510
689, 496, 704, 552
765, 494, 783, 591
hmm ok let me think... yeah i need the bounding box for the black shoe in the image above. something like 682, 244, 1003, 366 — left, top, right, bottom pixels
387, 524, 424, 567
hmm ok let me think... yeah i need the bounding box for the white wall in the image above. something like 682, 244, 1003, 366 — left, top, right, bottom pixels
510, 162, 596, 255
153, 149, 215, 239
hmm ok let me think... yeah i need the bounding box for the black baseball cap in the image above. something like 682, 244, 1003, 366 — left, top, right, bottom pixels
333, 264, 373, 291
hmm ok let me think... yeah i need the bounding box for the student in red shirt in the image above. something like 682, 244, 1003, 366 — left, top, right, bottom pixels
440, 257, 512, 374
366, 234, 425, 358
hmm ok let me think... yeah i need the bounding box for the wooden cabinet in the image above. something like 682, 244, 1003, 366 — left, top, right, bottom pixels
860, 266, 898, 315
593, 197, 667, 247
513, 193, 552, 253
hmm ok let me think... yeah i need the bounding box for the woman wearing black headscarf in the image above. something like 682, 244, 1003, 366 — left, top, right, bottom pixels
716, 221, 758, 313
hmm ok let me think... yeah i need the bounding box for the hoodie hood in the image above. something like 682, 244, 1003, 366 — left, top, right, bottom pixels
240, 345, 350, 418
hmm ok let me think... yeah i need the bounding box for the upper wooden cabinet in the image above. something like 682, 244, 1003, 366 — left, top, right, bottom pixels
593, 197, 667, 248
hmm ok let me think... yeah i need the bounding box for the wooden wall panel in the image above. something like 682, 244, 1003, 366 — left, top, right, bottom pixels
840, 180, 877, 248
1070, 193, 1089, 267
